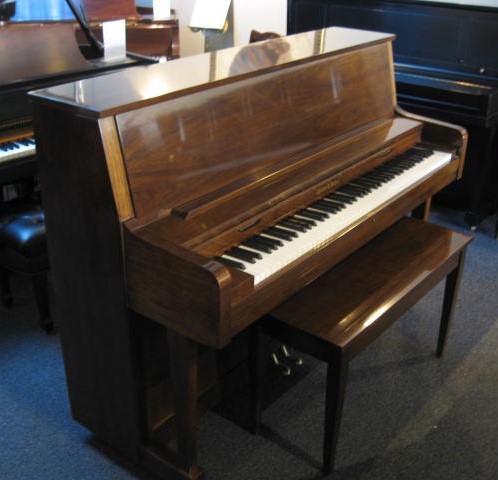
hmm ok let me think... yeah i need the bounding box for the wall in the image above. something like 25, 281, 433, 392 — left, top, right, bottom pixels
136, 0, 287, 56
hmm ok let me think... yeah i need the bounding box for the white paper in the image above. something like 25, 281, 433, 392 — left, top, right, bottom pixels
103, 19, 126, 61
153, 0, 171, 19
189, 0, 231, 30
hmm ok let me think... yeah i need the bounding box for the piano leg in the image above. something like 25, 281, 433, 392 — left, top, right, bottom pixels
249, 323, 265, 435
167, 330, 202, 476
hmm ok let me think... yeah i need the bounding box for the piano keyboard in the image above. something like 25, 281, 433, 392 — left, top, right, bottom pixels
0, 136, 36, 164
217, 147, 452, 285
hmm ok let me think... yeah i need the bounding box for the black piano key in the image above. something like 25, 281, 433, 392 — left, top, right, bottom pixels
241, 238, 275, 253
311, 200, 342, 213
383, 165, 405, 175
349, 181, 373, 192
338, 185, 367, 197
216, 256, 246, 270
322, 198, 347, 209
292, 216, 316, 228
225, 247, 262, 263
366, 171, 394, 182
297, 209, 329, 221
253, 234, 283, 247
278, 219, 308, 232
327, 192, 355, 204
394, 160, 416, 169
264, 226, 297, 240
242, 242, 273, 254
352, 178, 381, 188
322, 196, 345, 206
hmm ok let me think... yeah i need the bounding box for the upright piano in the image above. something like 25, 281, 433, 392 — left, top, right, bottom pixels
288, 0, 498, 228
30, 27, 466, 479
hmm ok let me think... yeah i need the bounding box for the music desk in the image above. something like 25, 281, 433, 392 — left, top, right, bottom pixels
250, 217, 472, 475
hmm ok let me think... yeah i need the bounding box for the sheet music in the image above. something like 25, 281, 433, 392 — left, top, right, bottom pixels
189, 0, 231, 30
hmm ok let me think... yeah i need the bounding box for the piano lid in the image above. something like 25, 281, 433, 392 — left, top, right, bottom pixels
30, 27, 394, 117
10, 0, 138, 21
0, 23, 93, 88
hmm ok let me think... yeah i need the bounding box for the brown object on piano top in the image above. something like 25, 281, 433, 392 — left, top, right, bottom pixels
30, 27, 468, 480
76, 0, 180, 59
7, 0, 179, 61
80, 0, 139, 21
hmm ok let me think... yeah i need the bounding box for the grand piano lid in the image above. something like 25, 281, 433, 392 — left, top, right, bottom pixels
29, 27, 395, 118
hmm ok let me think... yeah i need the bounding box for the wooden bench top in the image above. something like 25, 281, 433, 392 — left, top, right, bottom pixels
267, 217, 472, 359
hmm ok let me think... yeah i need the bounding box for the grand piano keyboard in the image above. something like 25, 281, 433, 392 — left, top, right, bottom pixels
0, 136, 36, 164
218, 147, 452, 285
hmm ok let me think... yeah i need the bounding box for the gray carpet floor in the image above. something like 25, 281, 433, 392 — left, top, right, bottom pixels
1, 206, 497, 480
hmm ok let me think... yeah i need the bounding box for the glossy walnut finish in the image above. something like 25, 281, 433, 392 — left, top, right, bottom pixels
252, 217, 473, 474
30, 28, 467, 480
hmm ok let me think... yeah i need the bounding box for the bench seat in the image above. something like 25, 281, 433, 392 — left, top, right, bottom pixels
250, 217, 472, 475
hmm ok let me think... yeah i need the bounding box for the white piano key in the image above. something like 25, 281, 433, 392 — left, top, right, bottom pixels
0, 137, 36, 164
225, 148, 452, 285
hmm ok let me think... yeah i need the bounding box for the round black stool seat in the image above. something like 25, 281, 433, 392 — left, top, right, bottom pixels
0, 210, 48, 270
0, 208, 51, 331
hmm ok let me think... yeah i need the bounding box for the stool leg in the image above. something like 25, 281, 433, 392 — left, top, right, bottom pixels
30, 272, 52, 332
437, 249, 467, 357
249, 323, 265, 434
1, 267, 13, 307
323, 349, 348, 475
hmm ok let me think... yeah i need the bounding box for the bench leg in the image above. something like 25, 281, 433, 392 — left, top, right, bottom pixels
323, 349, 349, 475
437, 249, 467, 357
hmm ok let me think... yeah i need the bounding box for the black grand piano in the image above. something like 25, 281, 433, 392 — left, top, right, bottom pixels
0, 0, 165, 189
287, 0, 498, 230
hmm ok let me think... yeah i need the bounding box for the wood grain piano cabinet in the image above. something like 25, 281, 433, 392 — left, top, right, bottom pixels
29, 27, 467, 479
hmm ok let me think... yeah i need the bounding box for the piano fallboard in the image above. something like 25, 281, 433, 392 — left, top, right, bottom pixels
395, 66, 498, 127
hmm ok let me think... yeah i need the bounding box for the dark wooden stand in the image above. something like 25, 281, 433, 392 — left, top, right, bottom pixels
250, 217, 472, 475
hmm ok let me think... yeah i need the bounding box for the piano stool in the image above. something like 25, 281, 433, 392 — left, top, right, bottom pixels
0, 207, 52, 332
249, 217, 472, 475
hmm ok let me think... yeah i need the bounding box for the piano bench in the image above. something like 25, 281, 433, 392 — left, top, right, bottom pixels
249, 217, 472, 475
0, 208, 52, 332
